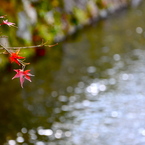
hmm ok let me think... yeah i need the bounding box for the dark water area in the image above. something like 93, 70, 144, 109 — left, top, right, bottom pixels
1, 1, 145, 145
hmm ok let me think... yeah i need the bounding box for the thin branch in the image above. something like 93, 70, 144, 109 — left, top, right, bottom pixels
0, 43, 58, 50
0, 42, 12, 53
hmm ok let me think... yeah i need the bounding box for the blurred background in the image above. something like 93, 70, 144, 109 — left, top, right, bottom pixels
1, 0, 145, 145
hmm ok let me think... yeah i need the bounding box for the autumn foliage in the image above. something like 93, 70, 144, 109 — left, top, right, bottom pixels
0, 15, 57, 88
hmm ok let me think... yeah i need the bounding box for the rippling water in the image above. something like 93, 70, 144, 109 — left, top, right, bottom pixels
1, 1, 145, 145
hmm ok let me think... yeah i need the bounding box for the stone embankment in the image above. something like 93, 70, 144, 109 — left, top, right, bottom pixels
17, 0, 143, 42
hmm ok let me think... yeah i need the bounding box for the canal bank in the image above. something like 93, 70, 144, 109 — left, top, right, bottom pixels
0, 0, 143, 44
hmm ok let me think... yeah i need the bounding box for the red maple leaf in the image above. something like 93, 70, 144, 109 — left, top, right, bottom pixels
12, 69, 34, 88
9, 52, 25, 65
1, 20, 16, 27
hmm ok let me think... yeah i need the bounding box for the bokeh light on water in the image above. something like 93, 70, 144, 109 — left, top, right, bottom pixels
1, 1, 145, 145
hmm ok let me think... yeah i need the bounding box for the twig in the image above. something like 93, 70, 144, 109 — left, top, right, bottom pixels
0, 42, 12, 53
0, 43, 58, 50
